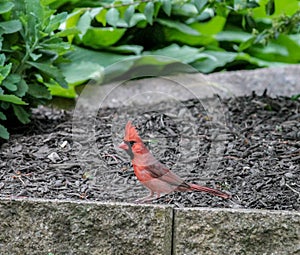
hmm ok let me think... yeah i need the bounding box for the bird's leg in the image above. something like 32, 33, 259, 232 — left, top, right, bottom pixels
135, 190, 156, 203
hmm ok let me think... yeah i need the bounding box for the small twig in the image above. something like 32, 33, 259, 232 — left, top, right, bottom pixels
285, 183, 300, 196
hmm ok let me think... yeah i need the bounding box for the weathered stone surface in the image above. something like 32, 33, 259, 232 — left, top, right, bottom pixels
174, 207, 300, 255
0, 198, 173, 255
76, 65, 300, 110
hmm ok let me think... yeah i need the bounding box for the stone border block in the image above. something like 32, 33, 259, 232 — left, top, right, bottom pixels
174, 207, 300, 255
0, 198, 173, 255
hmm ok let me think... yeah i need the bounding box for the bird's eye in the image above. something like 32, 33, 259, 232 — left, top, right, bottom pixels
129, 141, 135, 146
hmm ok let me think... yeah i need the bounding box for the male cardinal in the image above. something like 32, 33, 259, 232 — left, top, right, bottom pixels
119, 121, 230, 202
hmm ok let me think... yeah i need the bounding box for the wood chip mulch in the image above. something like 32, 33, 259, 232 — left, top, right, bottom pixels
0, 92, 299, 211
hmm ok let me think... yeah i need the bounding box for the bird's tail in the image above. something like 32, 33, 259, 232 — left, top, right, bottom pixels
190, 184, 230, 199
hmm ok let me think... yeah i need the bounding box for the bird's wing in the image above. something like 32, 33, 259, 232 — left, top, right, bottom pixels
146, 162, 190, 189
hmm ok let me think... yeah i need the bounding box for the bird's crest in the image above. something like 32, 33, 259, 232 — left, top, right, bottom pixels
124, 121, 142, 142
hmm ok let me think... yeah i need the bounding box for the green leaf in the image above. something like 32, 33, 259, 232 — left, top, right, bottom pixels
0, 94, 28, 105
28, 84, 51, 99
265, 0, 275, 16
0, 20, 22, 34
95, 8, 107, 26
161, 0, 172, 16
194, 0, 208, 13
144, 2, 154, 25
77, 11, 92, 39
12, 105, 30, 124
129, 13, 147, 27
66, 9, 85, 28
0, 124, 9, 140
144, 44, 208, 64
14, 78, 28, 97
61, 60, 104, 85
216, 30, 252, 43
0, 2, 14, 14
27, 61, 68, 88
2, 73, 21, 92
55, 27, 80, 37
24, 0, 44, 39
157, 18, 200, 36
0, 111, 6, 120
106, 8, 120, 27
106, 45, 143, 55
45, 12, 68, 33
238, 36, 256, 51
124, 5, 135, 25
0, 54, 5, 66
81, 27, 126, 48
0, 63, 12, 83
192, 50, 237, 73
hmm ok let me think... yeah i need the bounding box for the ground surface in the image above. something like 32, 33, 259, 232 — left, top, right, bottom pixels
1, 93, 299, 211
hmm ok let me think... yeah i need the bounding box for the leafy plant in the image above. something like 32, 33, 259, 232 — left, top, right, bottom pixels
51, 0, 300, 98
0, 0, 75, 139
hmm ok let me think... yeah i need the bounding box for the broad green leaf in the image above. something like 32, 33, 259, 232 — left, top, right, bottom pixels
144, 44, 208, 64
249, 34, 300, 63
62, 46, 130, 68
192, 50, 237, 73
12, 105, 30, 124
106, 8, 120, 27
253, 0, 298, 18
28, 84, 51, 99
157, 18, 200, 36
0, 124, 9, 140
161, 0, 172, 16
47, 82, 77, 98
144, 2, 154, 25
61, 61, 104, 85
216, 30, 252, 43
27, 61, 68, 88
0, 111, 6, 120
0, 94, 28, 105
0, 20, 22, 34
106, 45, 143, 55
81, 27, 126, 48
124, 5, 135, 25
0, 2, 14, 14
190, 16, 226, 35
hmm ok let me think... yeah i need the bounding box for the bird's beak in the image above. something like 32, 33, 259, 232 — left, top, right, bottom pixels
118, 141, 129, 150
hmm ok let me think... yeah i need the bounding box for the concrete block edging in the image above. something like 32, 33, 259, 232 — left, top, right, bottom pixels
0, 198, 299, 254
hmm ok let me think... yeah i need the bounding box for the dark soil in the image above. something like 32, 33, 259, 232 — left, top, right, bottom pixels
1, 93, 299, 211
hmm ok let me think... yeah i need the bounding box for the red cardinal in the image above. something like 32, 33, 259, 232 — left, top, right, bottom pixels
119, 121, 230, 202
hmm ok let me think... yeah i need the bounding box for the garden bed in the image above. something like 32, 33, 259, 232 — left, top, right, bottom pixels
1, 92, 299, 211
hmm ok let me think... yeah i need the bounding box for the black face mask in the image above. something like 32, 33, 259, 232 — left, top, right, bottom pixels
124, 141, 135, 160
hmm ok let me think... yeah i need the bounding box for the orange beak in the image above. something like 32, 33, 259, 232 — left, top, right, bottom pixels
119, 142, 129, 150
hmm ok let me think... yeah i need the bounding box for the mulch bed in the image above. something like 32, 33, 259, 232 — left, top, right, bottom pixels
1, 92, 299, 211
